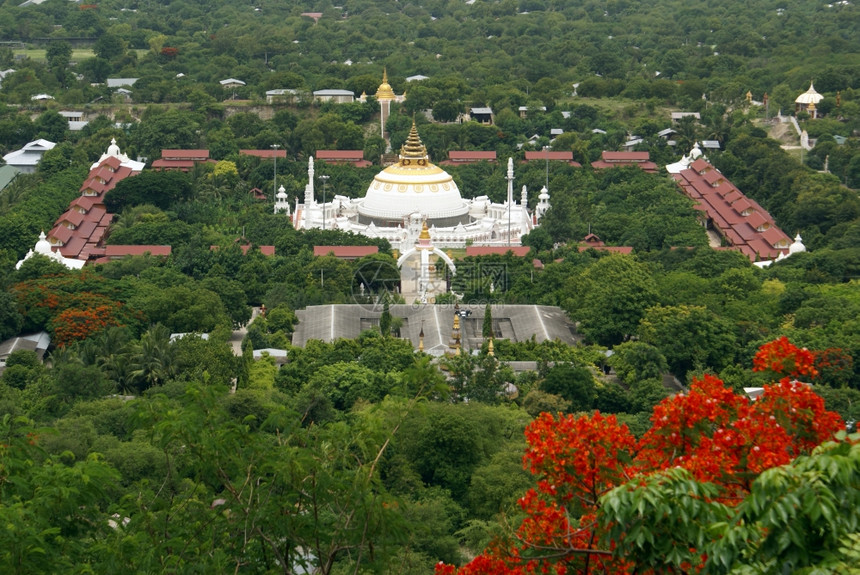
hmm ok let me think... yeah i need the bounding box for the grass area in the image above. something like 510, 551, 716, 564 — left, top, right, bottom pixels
13, 48, 147, 62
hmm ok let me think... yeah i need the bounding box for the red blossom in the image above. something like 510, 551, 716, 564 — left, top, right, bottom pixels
438, 338, 845, 574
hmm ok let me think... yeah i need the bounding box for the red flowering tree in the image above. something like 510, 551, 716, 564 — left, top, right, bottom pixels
436, 338, 846, 575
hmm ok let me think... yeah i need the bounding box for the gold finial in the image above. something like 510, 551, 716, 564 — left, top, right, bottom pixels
449, 312, 461, 354
399, 120, 428, 163
375, 67, 396, 101
418, 322, 424, 352
419, 221, 431, 241
487, 337, 494, 356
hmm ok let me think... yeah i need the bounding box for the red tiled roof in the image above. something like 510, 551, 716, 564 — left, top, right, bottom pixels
151, 159, 197, 170
601, 151, 650, 162
524, 150, 581, 167
59, 236, 87, 258
464, 246, 531, 257
315, 150, 372, 167
448, 151, 497, 161
83, 206, 108, 223
48, 225, 74, 244
316, 150, 363, 160
76, 220, 98, 239
70, 196, 99, 211
160, 149, 209, 160
99, 156, 122, 170
745, 211, 768, 230
313, 245, 379, 258
690, 158, 711, 173
57, 209, 85, 228
673, 159, 790, 261
80, 177, 107, 195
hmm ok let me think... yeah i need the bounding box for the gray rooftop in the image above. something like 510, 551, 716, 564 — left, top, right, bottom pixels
292, 304, 579, 353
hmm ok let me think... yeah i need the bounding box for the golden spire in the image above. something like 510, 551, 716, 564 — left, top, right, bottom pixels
419, 221, 431, 241
399, 120, 429, 165
375, 68, 396, 101
487, 337, 494, 356
449, 311, 461, 355
418, 321, 425, 352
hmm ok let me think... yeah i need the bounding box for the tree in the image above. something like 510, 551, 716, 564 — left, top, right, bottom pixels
569, 254, 659, 346
0, 290, 24, 341
482, 304, 493, 338
45, 41, 71, 86
637, 304, 737, 378
104, 170, 193, 212
0, 415, 119, 573
436, 338, 846, 575
379, 298, 392, 337
93, 33, 126, 61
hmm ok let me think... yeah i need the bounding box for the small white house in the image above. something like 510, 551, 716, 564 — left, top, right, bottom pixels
3, 139, 56, 173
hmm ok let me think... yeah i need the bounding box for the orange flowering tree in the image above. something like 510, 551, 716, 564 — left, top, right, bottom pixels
12, 272, 144, 346
436, 338, 847, 575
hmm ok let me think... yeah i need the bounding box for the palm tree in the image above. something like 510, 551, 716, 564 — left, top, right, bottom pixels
129, 324, 178, 392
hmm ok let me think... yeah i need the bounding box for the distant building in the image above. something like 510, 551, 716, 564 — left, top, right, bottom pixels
795, 82, 824, 118
2, 139, 56, 174
668, 145, 793, 263
0, 332, 51, 375
671, 112, 701, 122
315, 150, 372, 168
151, 149, 212, 172
524, 150, 581, 167
45, 139, 144, 263
265, 88, 299, 103
439, 151, 497, 165
591, 151, 658, 173
313, 89, 355, 103
106, 78, 139, 88
468, 107, 494, 125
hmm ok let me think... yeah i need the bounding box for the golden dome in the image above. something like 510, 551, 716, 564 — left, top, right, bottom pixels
375, 68, 396, 101
358, 123, 469, 222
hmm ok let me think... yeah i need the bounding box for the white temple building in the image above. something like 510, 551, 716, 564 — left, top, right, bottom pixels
16, 231, 86, 270
290, 122, 544, 252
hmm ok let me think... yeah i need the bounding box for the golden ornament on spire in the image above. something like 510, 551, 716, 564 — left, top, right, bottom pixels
375, 68, 396, 101
419, 221, 431, 241
399, 120, 430, 166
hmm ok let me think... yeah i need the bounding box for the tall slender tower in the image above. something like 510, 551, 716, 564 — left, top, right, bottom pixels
375, 69, 396, 140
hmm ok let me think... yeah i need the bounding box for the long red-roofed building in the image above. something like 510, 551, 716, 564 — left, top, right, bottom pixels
315, 150, 372, 168
671, 157, 791, 261
151, 149, 213, 171
47, 139, 145, 262
439, 151, 498, 165
524, 150, 581, 167
591, 151, 658, 173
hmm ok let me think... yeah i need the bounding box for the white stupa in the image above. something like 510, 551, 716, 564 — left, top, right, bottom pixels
16, 231, 86, 270
292, 122, 541, 252
90, 137, 145, 172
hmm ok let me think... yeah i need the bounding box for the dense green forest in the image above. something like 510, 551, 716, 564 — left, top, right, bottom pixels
1, 0, 860, 573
